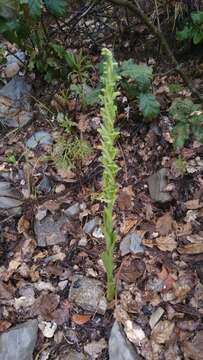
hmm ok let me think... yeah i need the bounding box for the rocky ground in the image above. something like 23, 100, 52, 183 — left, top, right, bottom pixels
0, 18, 203, 360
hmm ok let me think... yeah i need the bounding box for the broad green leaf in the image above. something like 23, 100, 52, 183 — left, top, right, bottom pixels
0, 0, 18, 19
120, 59, 153, 90
44, 0, 66, 17
191, 11, 203, 25
176, 26, 192, 41
28, 0, 41, 18
138, 93, 160, 119
193, 29, 203, 44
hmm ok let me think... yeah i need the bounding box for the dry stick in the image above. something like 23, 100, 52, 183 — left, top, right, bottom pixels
107, 0, 203, 103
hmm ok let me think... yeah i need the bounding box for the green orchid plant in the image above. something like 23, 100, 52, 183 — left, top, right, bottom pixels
98, 48, 120, 301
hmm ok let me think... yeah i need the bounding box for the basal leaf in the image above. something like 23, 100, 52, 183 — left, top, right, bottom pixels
191, 11, 203, 25
193, 29, 203, 44
0, 0, 18, 19
138, 93, 160, 119
44, 0, 66, 17
28, 0, 41, 18
120, 59, 153, 90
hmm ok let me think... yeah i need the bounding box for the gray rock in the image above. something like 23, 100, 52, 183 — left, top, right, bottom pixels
60, 351, 86, 360
69, 275, 107, 315
5, 63, 20, 78
0, 76, 33, 128
26, 131, 52, 149
36, 176, 52, 194
0, 181, 22, 215
34, 215, 68, 247
147, 168, 172, 203
0, 319, 38, 360
64, 203, 80, 217
83, 218, 99, 234
109, 321, 141, 360
120, 232, 144, 256
7, 51, 25, 66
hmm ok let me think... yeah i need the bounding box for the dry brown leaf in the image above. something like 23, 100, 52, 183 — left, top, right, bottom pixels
117, 187, 133, 210
182, 330, 203, 360
120, 217, 138, 235
155, 234, 177, 251
42, 200, 60, 212
57, 168, 76, 182
77, 114, 89, 132
185, 199, 203, 210
156, 213, 174, 236
17, 216, 30, 234
72, 313, 91, 325
178, 243, 203, 254
33, 293, 60, 319
151, 320, 175, 344
175, 222, 192, 236
0, 320, 11, 332
119, 258, 145, 284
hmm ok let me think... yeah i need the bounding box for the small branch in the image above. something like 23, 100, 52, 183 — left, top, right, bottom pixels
107, 0, 203, 103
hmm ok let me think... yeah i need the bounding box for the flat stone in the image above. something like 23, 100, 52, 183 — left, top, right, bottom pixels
0, 181, 22, 215
34, 215, 68, 247
5, 63, 20, 78
83, 218, 99, 234
0, 76, 32, 128
120, 232, 144, 256
26, 131, 52, 149
0, 319, 38, 360
64, 203, 80, 217
109, 321, 141, 360
7, 51, 25, 66
147, 168, 172, 203
36, 176, 52, 194
69, 275, 107, 314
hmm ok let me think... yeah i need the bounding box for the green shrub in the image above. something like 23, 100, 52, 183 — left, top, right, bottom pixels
177, 11, 203, 44
169, 98, 203, 149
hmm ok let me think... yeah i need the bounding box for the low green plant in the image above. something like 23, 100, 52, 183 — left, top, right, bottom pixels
4, 153, 17, 164
0, 1, 92, 82
52, 134, 91, 170
175, 156, 187, 175
168, 83, 184, 94
98, 48, 120, 301
81, 56, 160, 119
177, 11, 203, 44
169, 98, 203, 149
119, 59, 160, 119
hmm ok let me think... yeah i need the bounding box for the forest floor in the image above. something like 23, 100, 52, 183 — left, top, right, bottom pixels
0, 8, 203, 360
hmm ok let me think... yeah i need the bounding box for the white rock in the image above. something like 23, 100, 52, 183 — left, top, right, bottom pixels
149, 307, 165, 329
39, 321, 57, 338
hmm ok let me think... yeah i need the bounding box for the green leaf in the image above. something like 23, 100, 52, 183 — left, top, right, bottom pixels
28, 0, 41, 18
0, 0, 18, 19
44, 0, 66, 17
120, 59, 153, 90
176, 26, 192, 41
173, 123, 190, 149
193, 29, 203, 44
138, 93, 160, 119
85, 87, 101, 105
191, 11, 203, 25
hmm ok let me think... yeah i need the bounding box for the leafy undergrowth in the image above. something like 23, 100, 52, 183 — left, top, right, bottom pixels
0, 4, 203, 360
